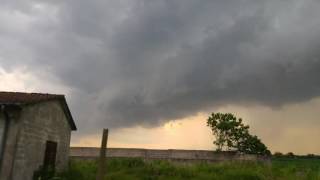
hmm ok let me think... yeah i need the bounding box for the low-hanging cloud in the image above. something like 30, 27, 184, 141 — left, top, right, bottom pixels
1, 0, 320, 132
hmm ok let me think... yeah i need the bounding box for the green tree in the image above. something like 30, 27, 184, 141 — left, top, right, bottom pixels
286, 152, 295, 158
273, 152, 283, 157
207, 112, 270, 155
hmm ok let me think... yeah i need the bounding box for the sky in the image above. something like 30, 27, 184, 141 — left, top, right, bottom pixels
0, 0, 320, 155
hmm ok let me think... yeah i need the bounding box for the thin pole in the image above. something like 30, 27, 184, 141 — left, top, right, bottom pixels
96, 128, 108, 180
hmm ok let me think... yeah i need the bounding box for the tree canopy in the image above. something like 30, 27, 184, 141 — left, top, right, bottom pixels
207, 112, 270, 155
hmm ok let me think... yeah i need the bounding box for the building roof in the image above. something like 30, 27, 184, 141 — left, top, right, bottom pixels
0, 91, 77, 130
0, 92, 65, 104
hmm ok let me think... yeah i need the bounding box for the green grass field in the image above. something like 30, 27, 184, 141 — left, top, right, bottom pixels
56, 158, 320, 180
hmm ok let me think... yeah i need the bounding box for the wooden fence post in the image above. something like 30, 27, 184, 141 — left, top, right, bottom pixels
96, 128, 108, 180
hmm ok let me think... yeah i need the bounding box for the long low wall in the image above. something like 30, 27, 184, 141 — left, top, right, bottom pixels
70, 147, 266, 162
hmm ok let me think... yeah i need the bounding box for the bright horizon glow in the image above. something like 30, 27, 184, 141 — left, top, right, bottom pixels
71, 98, 320, 155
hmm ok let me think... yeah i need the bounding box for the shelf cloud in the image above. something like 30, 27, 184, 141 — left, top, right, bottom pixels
1, 0, 320, 133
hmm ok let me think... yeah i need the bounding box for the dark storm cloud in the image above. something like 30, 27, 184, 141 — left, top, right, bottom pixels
1, 0, 320, 130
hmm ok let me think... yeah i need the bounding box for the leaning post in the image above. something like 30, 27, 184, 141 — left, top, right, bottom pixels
96, 128, 109, 180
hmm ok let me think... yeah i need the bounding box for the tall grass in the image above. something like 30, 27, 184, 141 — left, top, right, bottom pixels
56, 158, 320, 180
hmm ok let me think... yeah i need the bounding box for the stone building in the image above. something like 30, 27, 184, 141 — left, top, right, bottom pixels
0, 92, 77, 180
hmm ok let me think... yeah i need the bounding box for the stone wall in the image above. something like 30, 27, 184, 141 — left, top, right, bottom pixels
70, 147, 263, 162
11, 101, 72, 180
0, 106, 23, 180
0, 113, 5, 157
